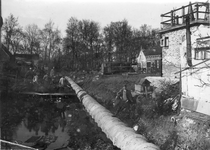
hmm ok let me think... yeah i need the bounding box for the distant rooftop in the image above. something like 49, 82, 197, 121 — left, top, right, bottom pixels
14, 53, 39, 61
160, 2, 210, 33
2, 44, 12, 58
143, 46, 162, 56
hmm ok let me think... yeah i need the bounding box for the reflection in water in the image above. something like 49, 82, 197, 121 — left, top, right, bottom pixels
1, 93, 74, 150
1, 93, 116, 150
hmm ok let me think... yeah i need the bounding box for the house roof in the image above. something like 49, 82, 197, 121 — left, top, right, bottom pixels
136, 76, 179, 88
143, 47, 161, 56
14, 53, 39, 66
14, 54, 39, 61
0, 44, 13, 62
2, 44, 13, 58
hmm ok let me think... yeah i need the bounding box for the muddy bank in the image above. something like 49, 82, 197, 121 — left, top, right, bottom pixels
82, 74, 210, 150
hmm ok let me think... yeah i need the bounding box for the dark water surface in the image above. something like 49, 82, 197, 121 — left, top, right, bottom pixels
1, 93, 79, 150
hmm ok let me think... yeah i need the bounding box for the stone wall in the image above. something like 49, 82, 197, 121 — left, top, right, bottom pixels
162, 26, 198, 78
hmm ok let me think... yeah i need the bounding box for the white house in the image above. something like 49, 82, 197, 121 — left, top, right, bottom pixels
180, 25, 210, 116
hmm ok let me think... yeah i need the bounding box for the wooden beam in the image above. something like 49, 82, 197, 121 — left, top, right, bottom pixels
171, 10, 174, 26
182, 6, 186, 23
20, 92, 76, 96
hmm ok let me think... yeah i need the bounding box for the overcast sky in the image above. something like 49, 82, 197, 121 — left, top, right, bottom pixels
2, 0, 205, 36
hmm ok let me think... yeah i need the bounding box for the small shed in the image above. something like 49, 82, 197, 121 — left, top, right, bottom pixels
14, 53, 40, 74
135, 76, 179, 97
14, 54, 39, 66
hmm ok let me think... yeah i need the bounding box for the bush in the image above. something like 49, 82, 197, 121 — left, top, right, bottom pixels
155, 81, 180, 115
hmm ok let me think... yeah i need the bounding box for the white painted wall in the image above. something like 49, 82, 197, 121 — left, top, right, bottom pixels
180, 25, 210, 115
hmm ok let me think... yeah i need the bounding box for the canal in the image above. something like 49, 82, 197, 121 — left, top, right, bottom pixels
1, 92, 115, 150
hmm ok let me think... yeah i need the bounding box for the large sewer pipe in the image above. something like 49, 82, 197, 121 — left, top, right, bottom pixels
65, 77, 160, 150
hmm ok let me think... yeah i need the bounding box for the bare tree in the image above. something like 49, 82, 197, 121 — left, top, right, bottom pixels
63, 17, 80, 70
41, 20, 62, 62
78, 19, 101, 69
2, 14, 22, 53
10, 28, 25, 54
24, 24, 41, 54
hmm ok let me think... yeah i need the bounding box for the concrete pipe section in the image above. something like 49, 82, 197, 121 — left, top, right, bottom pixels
65, 77, 160, 150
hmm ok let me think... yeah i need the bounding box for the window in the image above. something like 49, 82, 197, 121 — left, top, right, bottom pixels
147, 62, 151, 68
195, 37, 210, 60
157, 60, 160, 68
165, 37, 169, 47
206, 50, 210, 58
160, 36, 169, 47
195, 49, 205, 60
195, 47, 210, 60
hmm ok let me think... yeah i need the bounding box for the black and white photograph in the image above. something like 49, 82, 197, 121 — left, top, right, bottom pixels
0, 0, 210, 149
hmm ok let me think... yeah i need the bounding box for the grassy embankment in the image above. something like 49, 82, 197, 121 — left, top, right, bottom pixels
81, 74, 210, 150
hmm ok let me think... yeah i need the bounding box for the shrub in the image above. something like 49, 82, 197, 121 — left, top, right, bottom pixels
155, 81, 180, 115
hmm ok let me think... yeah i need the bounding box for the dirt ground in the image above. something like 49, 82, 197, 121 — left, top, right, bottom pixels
81, 73, 210, 150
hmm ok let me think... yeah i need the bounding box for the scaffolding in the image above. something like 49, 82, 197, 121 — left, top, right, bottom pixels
160, 2, 210, 31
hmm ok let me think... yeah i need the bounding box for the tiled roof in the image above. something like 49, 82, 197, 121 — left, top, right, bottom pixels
143, 47, 161, 56
136, 76, 179, 88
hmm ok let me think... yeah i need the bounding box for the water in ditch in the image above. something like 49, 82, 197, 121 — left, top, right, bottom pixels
1, 91, 117, 150
1, 92, 78, 150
